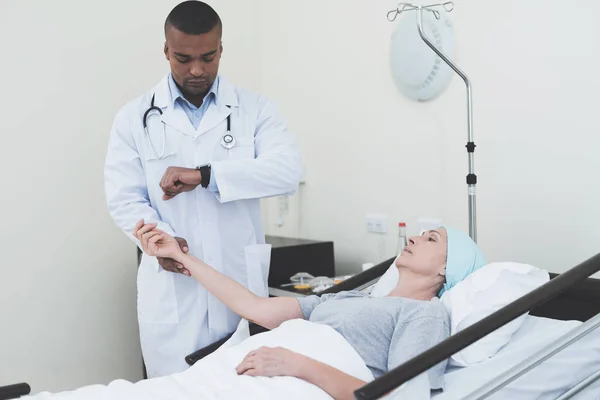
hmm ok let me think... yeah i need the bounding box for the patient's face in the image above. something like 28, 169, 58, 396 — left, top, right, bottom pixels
395, 228, 448, 278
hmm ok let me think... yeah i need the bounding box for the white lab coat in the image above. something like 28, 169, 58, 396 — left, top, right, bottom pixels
104, 74, 302, 378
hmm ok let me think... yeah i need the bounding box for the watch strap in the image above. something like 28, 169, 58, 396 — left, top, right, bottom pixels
197, 164, 211, 189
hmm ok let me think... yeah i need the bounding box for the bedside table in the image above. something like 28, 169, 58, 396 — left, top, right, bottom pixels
265, 235, 335, 288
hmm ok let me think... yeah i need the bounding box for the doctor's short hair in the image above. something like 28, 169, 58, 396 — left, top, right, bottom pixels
164, 1, 222, 37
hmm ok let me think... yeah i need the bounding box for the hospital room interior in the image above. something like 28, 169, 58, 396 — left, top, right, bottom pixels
2, 0, 600, 399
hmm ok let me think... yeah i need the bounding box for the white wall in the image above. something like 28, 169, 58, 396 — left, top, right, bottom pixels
0, 0, 261, 394
2, 0, 598, 394
258, 0, 600, 277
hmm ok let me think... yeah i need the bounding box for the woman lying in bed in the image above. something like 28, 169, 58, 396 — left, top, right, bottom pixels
133, 220, 486, 400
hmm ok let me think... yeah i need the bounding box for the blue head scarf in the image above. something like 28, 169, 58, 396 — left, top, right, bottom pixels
437, 226, 487, 297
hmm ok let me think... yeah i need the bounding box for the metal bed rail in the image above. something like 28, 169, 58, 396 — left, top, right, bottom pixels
557, 369, 600, 400
353, 252, 600, 400
0, 383, 30, 400
463, 312, 600, 399
320, 257, 395, 295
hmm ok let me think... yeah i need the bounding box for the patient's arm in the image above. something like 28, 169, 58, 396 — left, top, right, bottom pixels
133, 220, 303, 329
295, 356, 367, 400
236, 347, 366, 400
181, 252, 302, 329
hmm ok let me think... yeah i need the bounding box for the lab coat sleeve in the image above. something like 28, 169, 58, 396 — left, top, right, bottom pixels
207, 168, 220, 194
209, 97, 303, 203
104, 105, 176, 249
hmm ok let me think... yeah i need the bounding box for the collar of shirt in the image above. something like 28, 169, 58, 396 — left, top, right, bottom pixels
167, 73, 219, 112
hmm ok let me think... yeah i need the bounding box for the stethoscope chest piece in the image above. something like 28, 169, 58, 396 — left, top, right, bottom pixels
221, 133, 236, 150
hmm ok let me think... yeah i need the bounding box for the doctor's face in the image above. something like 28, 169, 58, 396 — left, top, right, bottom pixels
164, 25, 222, 98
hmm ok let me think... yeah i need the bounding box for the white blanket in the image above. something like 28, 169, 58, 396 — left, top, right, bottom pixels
25, 319, 374, 400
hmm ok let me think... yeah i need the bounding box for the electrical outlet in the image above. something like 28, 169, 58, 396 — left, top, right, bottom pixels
366, 214, 388, 234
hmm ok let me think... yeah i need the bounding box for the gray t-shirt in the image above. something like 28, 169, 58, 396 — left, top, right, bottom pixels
296, 290, 450, 390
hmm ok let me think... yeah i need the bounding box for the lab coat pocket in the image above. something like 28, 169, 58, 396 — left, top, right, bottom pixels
244, 244, 272, 298
143, 151, 178, 178
137, 254, 179, 324
143, 153, 178, 195
144, 151, 177, 170
213, 136, 255, 161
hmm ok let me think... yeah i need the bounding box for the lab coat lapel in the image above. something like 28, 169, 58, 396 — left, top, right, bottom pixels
197, 102, 231, 136
152, 75, 196, 138
160, 107, 196, 138
197, 76, 239, 136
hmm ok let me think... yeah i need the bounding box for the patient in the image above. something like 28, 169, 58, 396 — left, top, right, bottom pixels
133, 221, 486, 400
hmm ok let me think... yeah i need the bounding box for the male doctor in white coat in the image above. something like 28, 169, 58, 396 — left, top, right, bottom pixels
104, 1, 302, 378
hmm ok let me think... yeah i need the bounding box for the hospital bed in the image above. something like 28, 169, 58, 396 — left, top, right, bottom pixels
186, 252, 600, 399
2, 253, 600, 400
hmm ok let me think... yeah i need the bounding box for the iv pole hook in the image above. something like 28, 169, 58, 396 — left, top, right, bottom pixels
388, 2, 478, 242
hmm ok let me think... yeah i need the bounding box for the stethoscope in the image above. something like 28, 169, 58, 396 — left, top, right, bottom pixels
142, 93, 235, 160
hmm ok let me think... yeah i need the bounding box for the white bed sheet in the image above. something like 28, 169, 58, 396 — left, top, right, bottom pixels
433, 315, 600, 400
24, 319, 374, 400
23, 315, 600, 400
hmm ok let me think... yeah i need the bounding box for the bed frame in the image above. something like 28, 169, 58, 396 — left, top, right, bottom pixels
2, 254, 600, 400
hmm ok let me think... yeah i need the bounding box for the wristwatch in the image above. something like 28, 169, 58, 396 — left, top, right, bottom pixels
196, 163, 211, 189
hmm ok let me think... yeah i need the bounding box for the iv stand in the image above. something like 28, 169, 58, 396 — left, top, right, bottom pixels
388, 2, 478, 242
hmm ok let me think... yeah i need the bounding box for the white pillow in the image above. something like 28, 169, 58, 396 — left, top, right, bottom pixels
369, 260, 550, 367
440, 262, 549, 367
369, 258, 399, 297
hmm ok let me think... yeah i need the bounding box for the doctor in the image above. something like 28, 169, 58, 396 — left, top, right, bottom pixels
104, 0, 302, 378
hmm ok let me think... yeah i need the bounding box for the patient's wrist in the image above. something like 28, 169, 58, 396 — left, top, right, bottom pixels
176, 252, 193, 266
177, 253, 206, 272
290, 353, 313, 378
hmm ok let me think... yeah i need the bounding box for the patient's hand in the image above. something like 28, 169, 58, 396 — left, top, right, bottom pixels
236, 346, 303, 378
133, 220, 186, 270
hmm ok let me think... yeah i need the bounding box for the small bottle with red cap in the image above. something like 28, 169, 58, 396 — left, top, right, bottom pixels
396, 222, 408, 255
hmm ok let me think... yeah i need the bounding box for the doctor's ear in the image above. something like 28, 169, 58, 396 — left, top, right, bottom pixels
164, 43, 170, 60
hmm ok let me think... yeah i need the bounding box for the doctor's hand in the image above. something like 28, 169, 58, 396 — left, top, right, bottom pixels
160, 167, 202, 201
157, 237, 191, 277
133, 219, 191, 276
